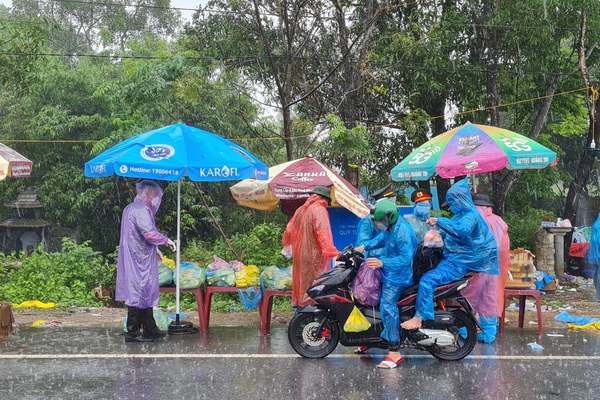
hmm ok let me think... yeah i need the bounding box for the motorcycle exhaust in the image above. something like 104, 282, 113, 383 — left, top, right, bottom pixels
415, 329, 456, 347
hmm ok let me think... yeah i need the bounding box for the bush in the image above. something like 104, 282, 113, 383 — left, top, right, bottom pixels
0, 238, 110, 306
505, 208, 552, 250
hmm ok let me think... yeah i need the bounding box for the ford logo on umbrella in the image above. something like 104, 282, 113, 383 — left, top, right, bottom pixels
140, 144, 175, 161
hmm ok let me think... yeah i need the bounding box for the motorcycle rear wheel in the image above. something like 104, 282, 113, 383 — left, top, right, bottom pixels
428, 309, 477, 361
288, 313, 340, 359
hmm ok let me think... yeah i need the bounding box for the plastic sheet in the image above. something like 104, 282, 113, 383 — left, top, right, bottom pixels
588, 215, 600, 299
260, 266, 292, 290
238, 287, 263, 310
350, 263, 382, 306
179, 262, 206, 289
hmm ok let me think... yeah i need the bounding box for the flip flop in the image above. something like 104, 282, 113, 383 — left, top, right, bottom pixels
377, 355, 403, 369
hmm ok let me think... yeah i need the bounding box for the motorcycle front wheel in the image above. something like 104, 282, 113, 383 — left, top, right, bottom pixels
428, 309, 477, 361
288, 313, 340, 359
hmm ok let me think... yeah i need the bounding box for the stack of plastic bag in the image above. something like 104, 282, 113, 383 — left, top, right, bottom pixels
260, 266, 292, 290
235, 265, 260, 288
230, 260, 245, 272
179, 262, 206, 289
159, 263, 173, 286
207, 256, 231, 272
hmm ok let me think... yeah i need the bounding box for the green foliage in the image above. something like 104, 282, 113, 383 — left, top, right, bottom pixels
505, 208, 553, 250
0, 239, 109, 306
210, 223, 287, 266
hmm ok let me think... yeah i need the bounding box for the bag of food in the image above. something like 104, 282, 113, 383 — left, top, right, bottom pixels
235, 265, 260, 288
343, 306, 371, 333
159, 263, 173, 286
423, 229, 444, 248
207, 256, 231, 272
350, 263, 382, 306
260, 266, 292, 290
179, 262, 206, 289
206, 267, 236, 287
230, 260, 245, 272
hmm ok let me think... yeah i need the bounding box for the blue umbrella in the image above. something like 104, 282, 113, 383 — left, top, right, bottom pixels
85, 122, 268, 330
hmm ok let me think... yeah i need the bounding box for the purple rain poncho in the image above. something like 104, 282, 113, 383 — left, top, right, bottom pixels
116, 181, 169, 308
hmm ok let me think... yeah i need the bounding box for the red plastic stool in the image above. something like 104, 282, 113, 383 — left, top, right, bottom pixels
203, 286, 239, 333
159, 286, 206, 332
500, 288, 543, 336
259, 289, 292, 336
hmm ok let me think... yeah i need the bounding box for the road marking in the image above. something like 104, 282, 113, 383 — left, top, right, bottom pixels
0, 353, 599, 361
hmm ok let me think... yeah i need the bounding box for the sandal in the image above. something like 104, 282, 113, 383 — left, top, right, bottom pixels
377, 355, 403, 369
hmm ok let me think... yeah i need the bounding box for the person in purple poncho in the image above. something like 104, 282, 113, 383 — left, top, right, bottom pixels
117, 180, 176, 342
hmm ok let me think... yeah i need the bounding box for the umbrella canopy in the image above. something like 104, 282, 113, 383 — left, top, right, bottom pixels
85, 122, 268, 182
84, 122, 268, 330
0, 143, 33, 180
391, 122, 557, 181
230, 157, 370, 218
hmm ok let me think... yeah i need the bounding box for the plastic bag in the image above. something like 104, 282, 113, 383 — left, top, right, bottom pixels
235, 265, 260, 288
423, 229, 444, 248
206, 268, 236, 287
207, 256, 231, 272
260, 266, 292, 290
343, 306, 371, 333
350, 263, 382, 306
238, 287, 263, 310
179, 262, 205, 289
162, 256, 176, 270
13, 300, 56, 309
230, 260, 245, 272
159, 263, 173, 286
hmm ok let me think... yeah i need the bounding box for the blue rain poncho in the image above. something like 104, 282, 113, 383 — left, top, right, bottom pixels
588, 214, 600, 299
436, 179, 498, 275
356, 216, 383, 257
404, 201, 432, 242
363, 217, 418, 286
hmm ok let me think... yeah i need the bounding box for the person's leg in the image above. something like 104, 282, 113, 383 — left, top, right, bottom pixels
477, 274, 499, 343
125, 307, 152, 342
378, 282, 409, 369
141, 308, 166, 340
402, 261, 465, 330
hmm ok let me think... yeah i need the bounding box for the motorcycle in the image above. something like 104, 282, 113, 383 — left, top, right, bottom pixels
287, 246, 479, 360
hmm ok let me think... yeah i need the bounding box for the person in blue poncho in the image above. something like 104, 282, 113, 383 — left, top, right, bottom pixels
355, 186, 397, 257
402, 179, 498, 330
357, 199, 418, 369
588, 214, 600, 300
404, 189, 433, 242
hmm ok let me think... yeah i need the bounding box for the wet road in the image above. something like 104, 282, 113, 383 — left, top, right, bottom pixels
0, 326, 599, 400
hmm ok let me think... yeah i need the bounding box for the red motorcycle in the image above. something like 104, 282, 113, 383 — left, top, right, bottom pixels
287, 246, 478, 360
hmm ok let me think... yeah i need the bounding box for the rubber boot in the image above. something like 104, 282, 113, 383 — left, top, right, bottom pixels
141, 308, 167, 340
125, 307, 152, 343
477, 315, 498, 344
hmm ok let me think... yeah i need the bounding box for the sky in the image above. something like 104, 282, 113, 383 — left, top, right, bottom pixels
0, 1, 205, 23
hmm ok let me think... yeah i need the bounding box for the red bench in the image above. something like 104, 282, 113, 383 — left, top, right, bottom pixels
259, 289, 292, 336
203, 286, 240, 333
159, 286, 207, 332
500, 288, 543, 336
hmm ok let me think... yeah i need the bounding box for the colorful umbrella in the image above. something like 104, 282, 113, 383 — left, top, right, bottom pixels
85, 122, 268, 332
391, 122, 557, 181
0, 143, 33, 180
230, 156, 370, 218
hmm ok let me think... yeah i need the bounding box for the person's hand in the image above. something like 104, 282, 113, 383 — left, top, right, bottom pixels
355, 245, 365, 254
427, 217, 438, 226
366, 258, 383, 269
281, 245, 293, 259
167, 239, 177, 252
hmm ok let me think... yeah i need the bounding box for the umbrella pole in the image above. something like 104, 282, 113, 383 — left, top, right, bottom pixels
168, 179, 197, 335
176, 179, 181, 318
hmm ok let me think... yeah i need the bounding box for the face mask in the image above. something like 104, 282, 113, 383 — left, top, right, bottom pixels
414, 202, 431, 220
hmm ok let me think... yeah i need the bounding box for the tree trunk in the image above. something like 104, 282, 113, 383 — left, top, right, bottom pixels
563, 92, 599, 222
282, 105, 294, 160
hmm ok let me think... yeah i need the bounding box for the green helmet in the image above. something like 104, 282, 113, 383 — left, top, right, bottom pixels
372, 199, 399, 226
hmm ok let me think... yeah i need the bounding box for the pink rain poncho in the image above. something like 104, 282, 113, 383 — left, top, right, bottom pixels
116, 181, 169, 308
283, 195, 338, 306
462, 206, 510, 317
